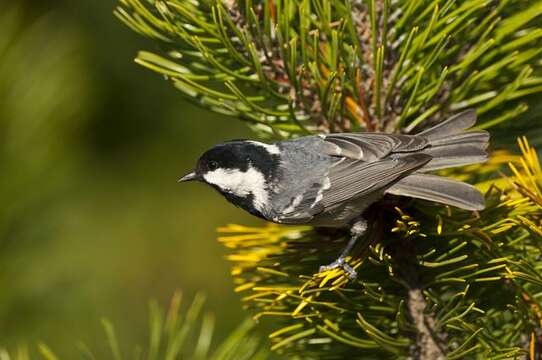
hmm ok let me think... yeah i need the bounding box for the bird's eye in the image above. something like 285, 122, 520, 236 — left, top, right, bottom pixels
208, 161, 219, 171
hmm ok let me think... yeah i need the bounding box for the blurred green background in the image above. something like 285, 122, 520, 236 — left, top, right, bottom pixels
0, 0, 259, 357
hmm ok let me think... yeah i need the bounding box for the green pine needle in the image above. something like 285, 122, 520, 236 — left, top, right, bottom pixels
116, 0, 542, 358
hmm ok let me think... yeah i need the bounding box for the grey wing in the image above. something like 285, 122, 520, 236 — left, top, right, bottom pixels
321, 133, 429, 161
320, 153, 431, 209
273, 153, 432, 224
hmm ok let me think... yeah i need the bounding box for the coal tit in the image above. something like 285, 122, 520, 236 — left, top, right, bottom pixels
180, 110, 488, 279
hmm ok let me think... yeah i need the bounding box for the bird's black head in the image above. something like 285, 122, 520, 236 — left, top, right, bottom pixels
179, 140, 281, 216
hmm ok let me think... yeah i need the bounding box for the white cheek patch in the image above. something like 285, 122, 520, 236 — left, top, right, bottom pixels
203, 166, 269, 211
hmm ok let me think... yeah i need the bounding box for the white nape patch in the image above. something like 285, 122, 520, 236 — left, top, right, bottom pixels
203, 166, 269, 211
283, 194, 303, 214
248, 141, 280, 155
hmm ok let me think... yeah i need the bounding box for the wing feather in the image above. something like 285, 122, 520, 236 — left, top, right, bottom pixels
274, 153, 431, 224
322, 133, 428, 161
322, 153, 431, 208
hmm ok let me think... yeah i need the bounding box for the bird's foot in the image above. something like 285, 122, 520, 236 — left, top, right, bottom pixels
319, 257, 357, 280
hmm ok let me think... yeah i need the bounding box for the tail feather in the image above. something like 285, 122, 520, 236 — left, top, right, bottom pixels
420, 142, 488, 171
386, 174, 485, 211
388, 109, 488, 211
417, 109, 477, 141
429, 130, 489, 148
417, 110, 489, 171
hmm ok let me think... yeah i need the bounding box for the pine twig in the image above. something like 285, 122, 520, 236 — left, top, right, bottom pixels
407, 288, 446, 360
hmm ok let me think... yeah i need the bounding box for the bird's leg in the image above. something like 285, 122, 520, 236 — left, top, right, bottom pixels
319, 219, 367, 280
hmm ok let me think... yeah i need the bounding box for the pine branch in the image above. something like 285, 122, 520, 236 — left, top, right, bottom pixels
116, 1, 542, 358
216, 143, 542, 359
407, 283, 446, 359
116, 0, 542, 138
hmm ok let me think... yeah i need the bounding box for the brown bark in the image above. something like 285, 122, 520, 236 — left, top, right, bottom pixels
407, 288, 446, 360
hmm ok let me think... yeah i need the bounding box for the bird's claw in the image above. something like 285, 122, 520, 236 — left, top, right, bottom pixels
319, 258, 357, 280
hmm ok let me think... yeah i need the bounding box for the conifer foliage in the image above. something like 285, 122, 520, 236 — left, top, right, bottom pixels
116, 0, 542, 358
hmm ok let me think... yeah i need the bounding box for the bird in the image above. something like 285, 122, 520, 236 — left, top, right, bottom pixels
179, 110, 489, 279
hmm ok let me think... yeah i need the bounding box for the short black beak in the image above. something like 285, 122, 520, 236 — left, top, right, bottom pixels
178, 171, 199, 182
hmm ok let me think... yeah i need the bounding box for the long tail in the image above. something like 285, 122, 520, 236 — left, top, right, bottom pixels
417, 109, 489, 172
386, 110, 489, 211
386, 174, 485, 211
